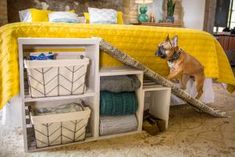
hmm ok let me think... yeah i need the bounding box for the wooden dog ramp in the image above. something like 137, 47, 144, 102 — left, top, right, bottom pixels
99, 39, 227, 118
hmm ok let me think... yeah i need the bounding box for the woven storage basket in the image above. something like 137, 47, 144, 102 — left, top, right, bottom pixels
24, 58, 89, 97
30, 103, 91, 148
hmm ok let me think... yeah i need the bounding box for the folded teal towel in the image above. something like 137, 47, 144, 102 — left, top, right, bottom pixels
100, 91, 138, 116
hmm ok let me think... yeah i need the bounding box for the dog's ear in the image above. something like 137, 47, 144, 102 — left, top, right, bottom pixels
165, 35, 170, 41
172, 35, 178, 47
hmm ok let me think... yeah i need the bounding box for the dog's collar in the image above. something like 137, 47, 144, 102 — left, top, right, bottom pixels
168, 49, 182, 62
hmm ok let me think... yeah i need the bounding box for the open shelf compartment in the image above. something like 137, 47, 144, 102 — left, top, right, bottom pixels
99, 67, 144, 137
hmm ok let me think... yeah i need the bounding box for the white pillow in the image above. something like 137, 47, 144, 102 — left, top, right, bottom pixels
48, 12, 80, 23
88, 7, 117, 24
19, 9, 32, 22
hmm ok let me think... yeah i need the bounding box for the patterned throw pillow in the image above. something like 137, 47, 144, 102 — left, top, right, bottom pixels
88, 7, 117, 24
84, 11, 124, 24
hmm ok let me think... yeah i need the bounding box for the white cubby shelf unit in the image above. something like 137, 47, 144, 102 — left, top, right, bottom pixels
18, 38, 171, 152
18, 38, 100, 152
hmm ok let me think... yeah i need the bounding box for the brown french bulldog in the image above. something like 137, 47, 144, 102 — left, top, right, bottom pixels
156, 35, 205, 99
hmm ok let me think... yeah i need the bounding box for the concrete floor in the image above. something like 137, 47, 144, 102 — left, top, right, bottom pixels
0, 83, 235, 157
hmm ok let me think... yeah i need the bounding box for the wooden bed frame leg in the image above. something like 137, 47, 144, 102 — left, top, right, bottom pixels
99, 39, 227, 118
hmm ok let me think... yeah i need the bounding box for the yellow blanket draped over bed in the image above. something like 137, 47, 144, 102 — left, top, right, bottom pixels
0, 22, 235, 109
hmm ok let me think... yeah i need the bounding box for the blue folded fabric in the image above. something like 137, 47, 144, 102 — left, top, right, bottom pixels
100, 91, 138, 116
30, 52, 54, 60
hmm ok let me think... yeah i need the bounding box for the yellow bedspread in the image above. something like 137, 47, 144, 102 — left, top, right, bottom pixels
0, 22, 235, 109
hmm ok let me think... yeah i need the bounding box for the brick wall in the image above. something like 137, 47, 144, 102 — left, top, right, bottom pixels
0, 0, 8, 26
7, 0, 124, 23
5, 0, 182, 25
123, 0, 138, 23
6, 0, 138, 24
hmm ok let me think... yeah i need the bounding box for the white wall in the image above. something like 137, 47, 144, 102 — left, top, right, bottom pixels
182, 0, 206, 30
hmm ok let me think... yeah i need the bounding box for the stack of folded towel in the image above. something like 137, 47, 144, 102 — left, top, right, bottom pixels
99, 75, 141, 136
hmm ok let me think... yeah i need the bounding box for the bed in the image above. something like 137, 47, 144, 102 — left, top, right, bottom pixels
0, 22, 235, 113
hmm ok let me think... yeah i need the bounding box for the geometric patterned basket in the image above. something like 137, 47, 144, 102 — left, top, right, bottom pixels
30, 104, 91, 148
24, 58, 89, 98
